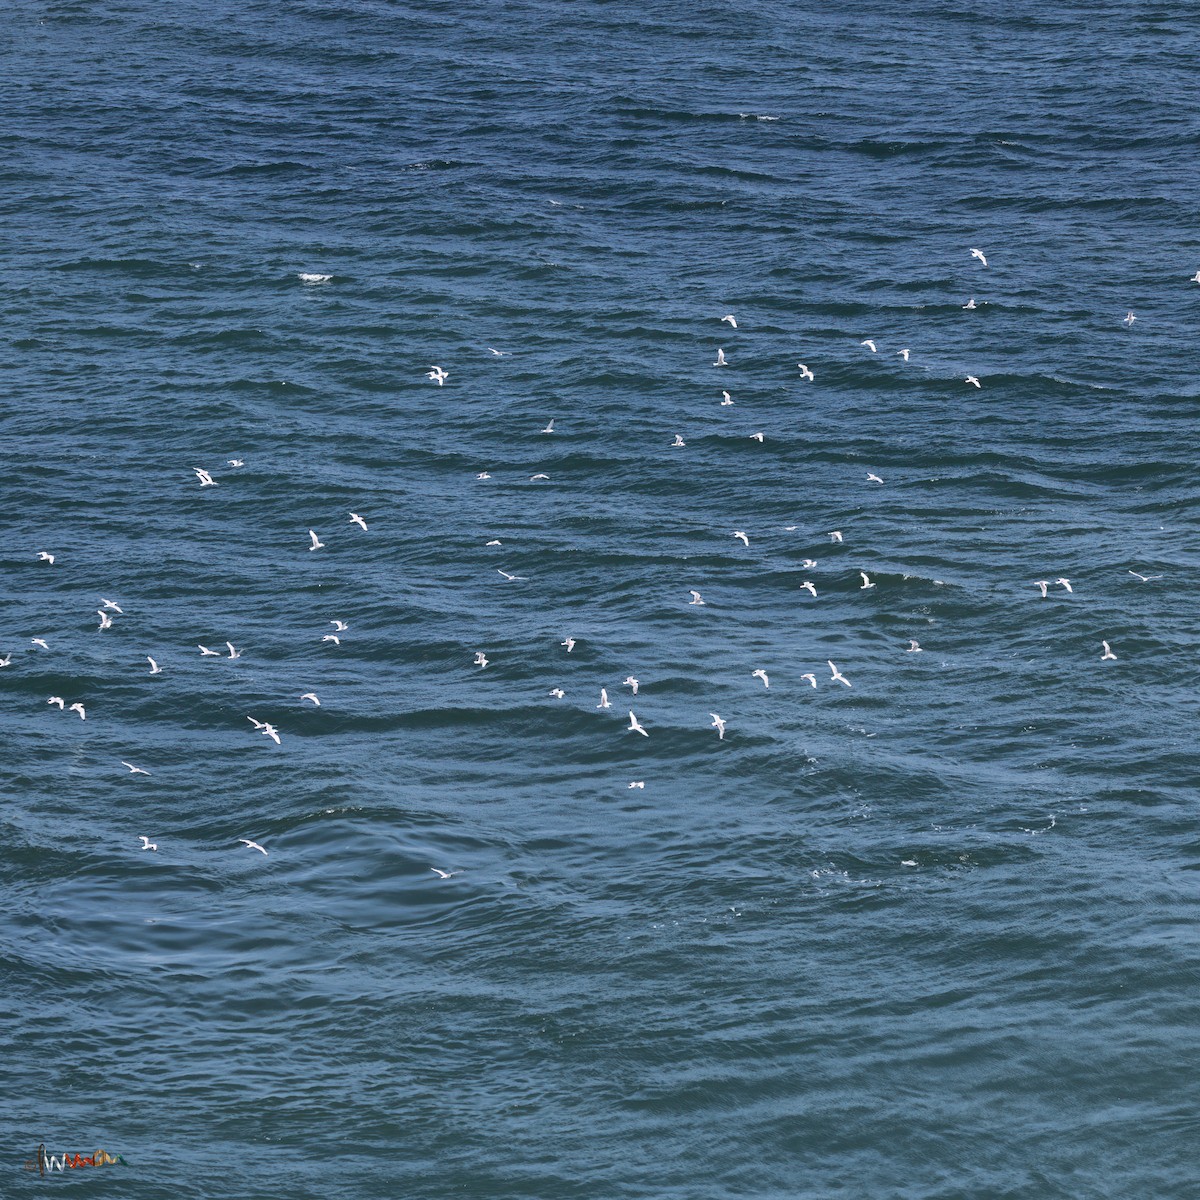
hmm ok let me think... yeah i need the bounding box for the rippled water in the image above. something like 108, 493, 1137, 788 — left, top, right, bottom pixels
4, 2, 1199, 1196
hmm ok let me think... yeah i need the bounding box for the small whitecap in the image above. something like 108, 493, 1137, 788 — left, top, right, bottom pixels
297, 272, 332, 284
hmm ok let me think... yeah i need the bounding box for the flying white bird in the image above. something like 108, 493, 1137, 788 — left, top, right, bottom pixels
860, 571, 875, 589
530, 473, 549, 481
427, 366, 448, 385
1128, 570, 1163, 582
430, 867, 456, 879
122, 762, 150, 775
138, 836, 157, 851
628, 781, 645, 789
861, 339, 877, 352
672, 434, 686, 447
598, 689, 610, 709
225, 642, 241, 659
1101, 641, 1117, 660
474, 651, 488, 668
549, 688, 565, 699
721, 314, 737, 327
710, 713, 726, 739
31, 638, 49, 650
485, 539, 501, 546
721, 390, 733, 405
963, 298, 976, 310
623, 676, 639, 695
322, 634, 341, 645
1034, 580, 1049, 597
37, 551, 55, 563
799, 581, 816, 596
628, 711, 649, 736
69, 702, 85, 720
247, 716, 266, 730
750, 432, 764, 442
828, 660, 851, 687
308, 529, 324, 551
228, 459, 244, 467
966, 376, 981, 388
540, 419, 555, 434
97, 610, 113, 630
260, 723, 280, 745
349, 513, 368, 530
497, 569, 527, 581
1191, 271, 1200, 283
829, 531, 843, 543
147, 656, 161, 674
100, 598, 123, 613
732, 530, 749, 547
970, 248, 987, 266
688, 590, 705, 606
801, 558, 817, 568
714, 348, 728, 366
897, 348, 910, 362
0, 654, 11, 667
238, 838, 268, 855
906, 640, 922, 653
476, 472, 491, 480
866, 473, 882, 484
331, 620, 348, 631
1056, 577, 1073, 593
193, 467, 216, 486
488, 347, 506, 356
300, 693, 320, 706
752, 669, 769, 689
198, 645, 220, 656
48, 696, 65, 709
797, 363, 814, 381
561, 638, 576, 652
800, 673, 817, 687
1123, 312, 1136, 327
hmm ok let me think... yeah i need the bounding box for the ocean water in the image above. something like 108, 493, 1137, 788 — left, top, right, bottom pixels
3, 1, 1199, 1195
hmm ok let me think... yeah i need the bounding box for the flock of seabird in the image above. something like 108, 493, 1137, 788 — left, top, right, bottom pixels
11, 251, 1159, 866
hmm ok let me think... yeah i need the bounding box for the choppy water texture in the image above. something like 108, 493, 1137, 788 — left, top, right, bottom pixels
3, 2, 1199, 1196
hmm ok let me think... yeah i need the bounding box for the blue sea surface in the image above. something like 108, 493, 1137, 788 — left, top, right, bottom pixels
3, 2, 1199, 1196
